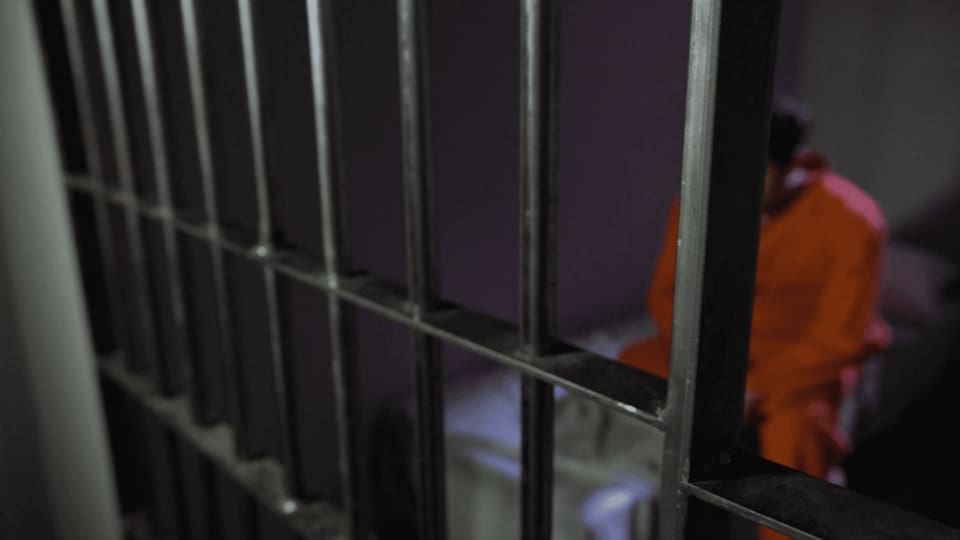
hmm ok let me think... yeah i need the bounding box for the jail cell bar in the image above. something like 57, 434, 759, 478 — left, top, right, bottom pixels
518, 1, 560, 539
396, 0, 448, 539
53, 0, 960, 539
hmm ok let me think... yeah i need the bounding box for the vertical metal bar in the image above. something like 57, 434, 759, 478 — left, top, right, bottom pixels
59, 0, 123, 352
657, 1, 721, 536
234, 0, 298, 494
519, 0, 558, 356
177, 0, 216, 231
396, 0, 447, 538
260, 267, 294, 479
397, 0, 438, 308
519, 379, 554, 540
659, 1, 782, 538
130, 0, 189, 395
409, 334, 444, 538
179, 0, 243, 429
236, 0, 273, 247
519, 1, 559, 538
688, 0, 781, 480
91, 0, 159, 375
306, 0, 366, 535
59, 0, 102, 182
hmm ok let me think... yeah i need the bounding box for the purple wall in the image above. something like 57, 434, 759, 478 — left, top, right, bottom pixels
555, 1, 690, 333
336, 1, 407, 286
430, 1, 521, 325
429, 1, 694, 334
338, 1, 806, 337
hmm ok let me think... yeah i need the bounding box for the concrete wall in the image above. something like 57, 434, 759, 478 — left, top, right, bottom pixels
800, 0, 960, 228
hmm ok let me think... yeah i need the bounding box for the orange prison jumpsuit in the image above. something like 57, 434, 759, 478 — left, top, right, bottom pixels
621, 156, 890, 538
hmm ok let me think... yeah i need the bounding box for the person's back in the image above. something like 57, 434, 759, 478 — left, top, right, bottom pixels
746, 156, 890, 412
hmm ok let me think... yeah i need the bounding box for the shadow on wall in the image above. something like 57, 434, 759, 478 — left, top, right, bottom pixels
896, 179, 960, 265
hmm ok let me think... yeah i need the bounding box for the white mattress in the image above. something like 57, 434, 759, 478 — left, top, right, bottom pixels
443, 315, 662, 539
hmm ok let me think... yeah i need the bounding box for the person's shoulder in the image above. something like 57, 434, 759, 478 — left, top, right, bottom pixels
814, 172, 887, 238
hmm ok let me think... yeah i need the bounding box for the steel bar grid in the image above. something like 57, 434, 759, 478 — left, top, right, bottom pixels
65, 170, 960, 539
66, 175, 668, 429
99, 356, 345, 540
52, 0, 960, 539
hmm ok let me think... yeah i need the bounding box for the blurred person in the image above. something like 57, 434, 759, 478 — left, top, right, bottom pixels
619, 101, 890, 508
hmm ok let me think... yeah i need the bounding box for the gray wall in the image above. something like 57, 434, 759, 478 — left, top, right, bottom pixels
800, 0, 960, 228
0, 1, 121, 537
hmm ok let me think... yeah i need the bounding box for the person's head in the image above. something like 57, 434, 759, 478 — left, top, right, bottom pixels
765, 99, 811, 209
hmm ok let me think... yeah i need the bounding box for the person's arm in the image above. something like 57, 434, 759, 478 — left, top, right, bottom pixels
747, 222, 887, 406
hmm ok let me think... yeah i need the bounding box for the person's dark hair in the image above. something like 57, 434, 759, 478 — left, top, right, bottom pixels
768, 98, 811, 168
